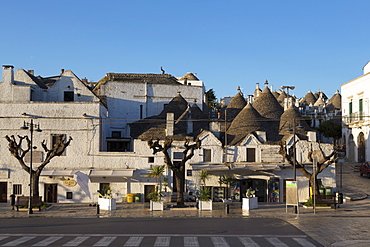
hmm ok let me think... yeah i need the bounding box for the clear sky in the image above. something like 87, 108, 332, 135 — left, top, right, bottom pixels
1, 0, 369, 100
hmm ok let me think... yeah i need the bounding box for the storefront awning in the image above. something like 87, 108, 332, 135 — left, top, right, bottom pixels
189, 163, 281, 173
40, 170, 79, 176
89, 170, 134, 177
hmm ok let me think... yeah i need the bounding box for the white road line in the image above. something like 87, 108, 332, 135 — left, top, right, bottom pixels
124, 237, 144, 246
2, 236, 35, 246
211, 237, 230, 247
184, 237, 200, 247
32, 236, 63, 246
62, 236, 90, 246
293, 237, 317, 247
93, 237, 117, 246
238, 237, 260, 247
0, 237, 9, 242
266, 237, 289, 247
154, 236, 170, 246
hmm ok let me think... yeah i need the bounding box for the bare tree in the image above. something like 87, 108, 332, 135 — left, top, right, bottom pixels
279, 141, 338, 195
148, 138, 201, 206
5, 134, 72, 197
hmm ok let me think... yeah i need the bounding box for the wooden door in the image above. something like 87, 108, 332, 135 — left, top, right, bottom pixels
44, 183, 58, 203
0, 182, 7, 203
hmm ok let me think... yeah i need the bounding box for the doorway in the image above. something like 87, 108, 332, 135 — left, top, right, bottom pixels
358, 132, 366, 163
0, 182, 7, 203
44, 183, 58, 203
240, 179, 267, 202
144, 185, 155, 202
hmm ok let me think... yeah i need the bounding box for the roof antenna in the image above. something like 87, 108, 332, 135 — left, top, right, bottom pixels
160, 66, 165, 74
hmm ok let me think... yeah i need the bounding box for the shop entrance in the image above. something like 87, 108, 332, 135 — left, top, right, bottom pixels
0, 182, 7, 203
144, 185, 155, 202
240, 179, 267, 202
44, 183, 58, 203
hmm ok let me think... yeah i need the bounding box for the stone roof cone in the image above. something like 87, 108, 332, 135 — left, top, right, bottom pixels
252, 86, 284, 119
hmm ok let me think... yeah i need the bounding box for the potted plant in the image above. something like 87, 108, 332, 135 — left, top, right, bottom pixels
162, 176, 172, 203
197, 170, 212, 210
97, 185, 116, 210
198, 186, 212, 210
242, 188, 258, 210
147, 165, 165, 211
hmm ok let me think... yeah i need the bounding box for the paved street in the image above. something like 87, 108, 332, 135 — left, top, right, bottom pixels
0, 162, 369, 246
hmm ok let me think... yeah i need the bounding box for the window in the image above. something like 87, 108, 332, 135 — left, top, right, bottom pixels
107, 140, 130, 152
13, 184, 22, 195
148, 157, 155, 163
247, 148, 256, 162
173, 152, 183, 160
64, 91, 74, 101
359, 99, 363, 121
66, 192, 73, 199
349, 101, 353, 122
111, 131, 121, 138
203, 149, 211, 162
51, 134, 67, 156
187, 170, 193, 176
140, 105, 143, 119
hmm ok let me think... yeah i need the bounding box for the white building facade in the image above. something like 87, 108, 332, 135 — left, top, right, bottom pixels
341, 62, 370, 163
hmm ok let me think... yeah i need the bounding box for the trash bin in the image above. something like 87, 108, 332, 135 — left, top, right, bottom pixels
135, 193, 141, 203
126, 193, 134, 203
10, 194, 16, 210
336, 192, 343, 204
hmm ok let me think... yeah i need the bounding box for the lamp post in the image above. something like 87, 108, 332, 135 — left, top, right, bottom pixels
21, 119, 42, 214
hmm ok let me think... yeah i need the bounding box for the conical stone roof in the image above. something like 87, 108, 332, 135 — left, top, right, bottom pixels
328, 90, 342, 110
227, 104, 265, 145
279, 105, 310, 135
222, 92, 247, 121
302, 90, 317, 105
252, 86, 284, 119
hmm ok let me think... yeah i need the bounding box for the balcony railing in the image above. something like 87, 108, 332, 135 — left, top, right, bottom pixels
343, 112, 365, 124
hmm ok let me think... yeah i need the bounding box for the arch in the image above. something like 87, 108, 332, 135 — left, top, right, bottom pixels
358, 132, 366, 163
348, 134, 355, 162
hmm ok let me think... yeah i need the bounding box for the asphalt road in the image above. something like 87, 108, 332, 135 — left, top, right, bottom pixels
0, 218, 321, 246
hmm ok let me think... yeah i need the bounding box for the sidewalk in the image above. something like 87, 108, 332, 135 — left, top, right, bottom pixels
0, 196, 369, 219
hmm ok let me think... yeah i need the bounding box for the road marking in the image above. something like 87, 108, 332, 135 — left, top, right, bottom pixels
0, 237, 9, 242
211, 237, 230, 247
62, 236, 90, 246
293, 237, 317, 247
2, 236, 35, 246
124, 237, 144, 246
154, 236, 170, 246
93, 237, 117, 246
238, 237, 260, 247
32, 236, 63, 246
184, 236, 199, 247
266, 237, 289, 247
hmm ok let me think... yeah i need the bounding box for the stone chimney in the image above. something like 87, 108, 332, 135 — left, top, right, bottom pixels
166, 113, 174, 136
256, 131, 266, 143
307, 131, 317, 142
2, 65, 14, 84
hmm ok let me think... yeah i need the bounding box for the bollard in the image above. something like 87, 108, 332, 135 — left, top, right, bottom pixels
225, 204, 230, 214
97, 204, 100, 215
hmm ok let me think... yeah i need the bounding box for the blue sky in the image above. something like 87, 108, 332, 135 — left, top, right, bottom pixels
1, 0, 369, 99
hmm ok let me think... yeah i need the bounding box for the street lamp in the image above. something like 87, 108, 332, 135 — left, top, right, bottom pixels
21, 119, 42, 214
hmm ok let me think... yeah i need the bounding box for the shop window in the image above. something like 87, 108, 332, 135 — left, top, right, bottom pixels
203, 149, 211, 162
13, 184, 22, 195
66, 192, 73, 199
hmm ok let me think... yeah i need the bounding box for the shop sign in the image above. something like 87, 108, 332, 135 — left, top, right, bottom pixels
63, 179, 77, 187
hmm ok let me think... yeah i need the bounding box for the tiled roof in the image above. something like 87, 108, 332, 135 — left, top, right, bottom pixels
130, 93, 209, 141
93, 73, 181, 94
328, 90, 341, 109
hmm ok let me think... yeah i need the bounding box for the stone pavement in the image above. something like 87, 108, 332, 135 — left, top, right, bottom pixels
0, 162, 369, 246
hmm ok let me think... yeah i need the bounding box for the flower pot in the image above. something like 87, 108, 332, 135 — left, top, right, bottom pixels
98, 198, 116, 210
198, 200, 212, 210
150, 200, 164, 211
242, 197, 258, 210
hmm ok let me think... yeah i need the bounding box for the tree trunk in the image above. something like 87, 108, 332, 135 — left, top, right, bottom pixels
309, 174, 321, 196
31, 172, 40, 197
174, 167, 185, 206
